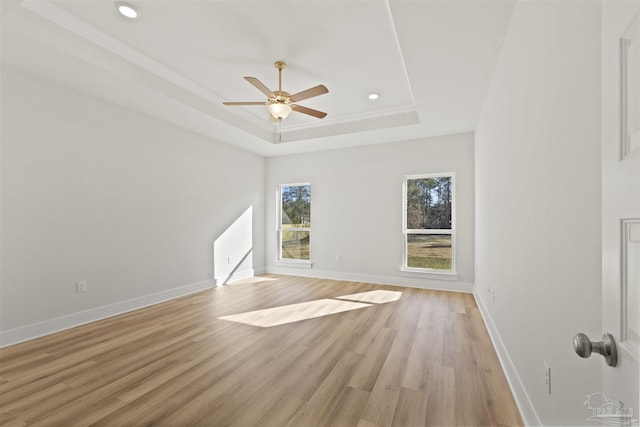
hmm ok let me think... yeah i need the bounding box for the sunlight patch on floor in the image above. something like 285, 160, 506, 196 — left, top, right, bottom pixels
219, 299, 372, 327
335, 290, 403, 304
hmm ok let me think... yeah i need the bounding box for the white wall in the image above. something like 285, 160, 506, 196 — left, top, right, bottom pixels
265, 133, 474, 292
475, 1, 602, 425
0, 67, 265, 345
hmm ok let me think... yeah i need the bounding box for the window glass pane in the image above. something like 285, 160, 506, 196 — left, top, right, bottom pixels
281, 230, 310, 260
406, 177, 452, 230
281, 185, 311, 227
407, 234, 452, 270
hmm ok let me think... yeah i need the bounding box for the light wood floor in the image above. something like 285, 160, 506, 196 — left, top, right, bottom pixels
0, 275, 523, 426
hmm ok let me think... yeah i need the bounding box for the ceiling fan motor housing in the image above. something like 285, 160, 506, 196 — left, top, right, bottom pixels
272, 91, 291, 103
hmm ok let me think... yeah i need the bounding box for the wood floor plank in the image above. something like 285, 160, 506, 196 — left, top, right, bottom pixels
358, 386, 401, 427
349, 327, 397, 392
0, 360, 97, 407
227, 392, 306, 427
392, 387, 428, 427
0, 275, 523, 426
401, 326, 433, 392
0, 412, 25, 427
425, 366, 456, 426
285, 350, 363, 427
325, 386, 371, 427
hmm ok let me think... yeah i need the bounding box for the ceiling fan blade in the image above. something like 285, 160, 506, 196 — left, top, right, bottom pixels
244, 77, 275, 98
223, 101, 267, 106
292, 104, 327, 119
289, 85, 329, 102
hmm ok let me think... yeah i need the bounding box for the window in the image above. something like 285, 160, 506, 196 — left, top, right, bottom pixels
403, 173, 455, 273
278, 183, 311, 262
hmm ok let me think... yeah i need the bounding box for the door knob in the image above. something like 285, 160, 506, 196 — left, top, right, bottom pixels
573, 333, 617, 367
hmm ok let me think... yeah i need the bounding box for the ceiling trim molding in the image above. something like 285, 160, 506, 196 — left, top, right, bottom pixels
385, 0, 416, 106
281, 104, 419, 132
20, 1, 216, 101
20, 0, 278, 132
280, 109, 420, 144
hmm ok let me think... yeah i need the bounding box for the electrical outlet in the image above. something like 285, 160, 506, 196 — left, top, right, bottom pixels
336, 255, 342, 263
543, 361, 551, 394
76, 281, 87, 293
487, 287, 496, 302
227, 256, 232, 264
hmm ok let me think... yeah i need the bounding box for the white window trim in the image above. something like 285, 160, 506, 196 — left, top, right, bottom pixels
275, 259, 313, 268
277, 182, 312, 264
401, 172, 456, 276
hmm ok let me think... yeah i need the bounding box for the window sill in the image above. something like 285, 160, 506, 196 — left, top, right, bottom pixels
275, 260, 313, 269
400, 268, 458, 281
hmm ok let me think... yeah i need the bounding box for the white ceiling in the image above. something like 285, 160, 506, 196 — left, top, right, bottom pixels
1, 0, 515, 156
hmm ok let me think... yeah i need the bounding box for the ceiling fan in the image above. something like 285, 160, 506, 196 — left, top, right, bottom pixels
223, 61, 329, 123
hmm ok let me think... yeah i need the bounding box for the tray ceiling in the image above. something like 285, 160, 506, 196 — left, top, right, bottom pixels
1, 0, 515, 156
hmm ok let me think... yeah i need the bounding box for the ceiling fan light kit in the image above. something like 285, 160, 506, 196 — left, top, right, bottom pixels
268, 103, 292, 120
223, 61, 328, 123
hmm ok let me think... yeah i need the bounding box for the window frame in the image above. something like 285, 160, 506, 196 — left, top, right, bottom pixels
402, 173, 456, 275
277, 182, 312, 265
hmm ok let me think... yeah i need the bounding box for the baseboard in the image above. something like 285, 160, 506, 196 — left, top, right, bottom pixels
473, 292, 541, 426
0, 279, 215, 348
215, 268, 255, 286
264, 266, 473, 293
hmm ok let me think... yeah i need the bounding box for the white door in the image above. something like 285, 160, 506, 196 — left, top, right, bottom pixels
597, 2, 639, 425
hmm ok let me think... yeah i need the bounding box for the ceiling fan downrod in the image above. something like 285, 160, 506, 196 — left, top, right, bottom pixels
275, 61, 286, 93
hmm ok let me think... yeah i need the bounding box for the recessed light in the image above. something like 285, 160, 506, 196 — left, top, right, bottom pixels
115, 1, 138, 19
368, 92, 380, 100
